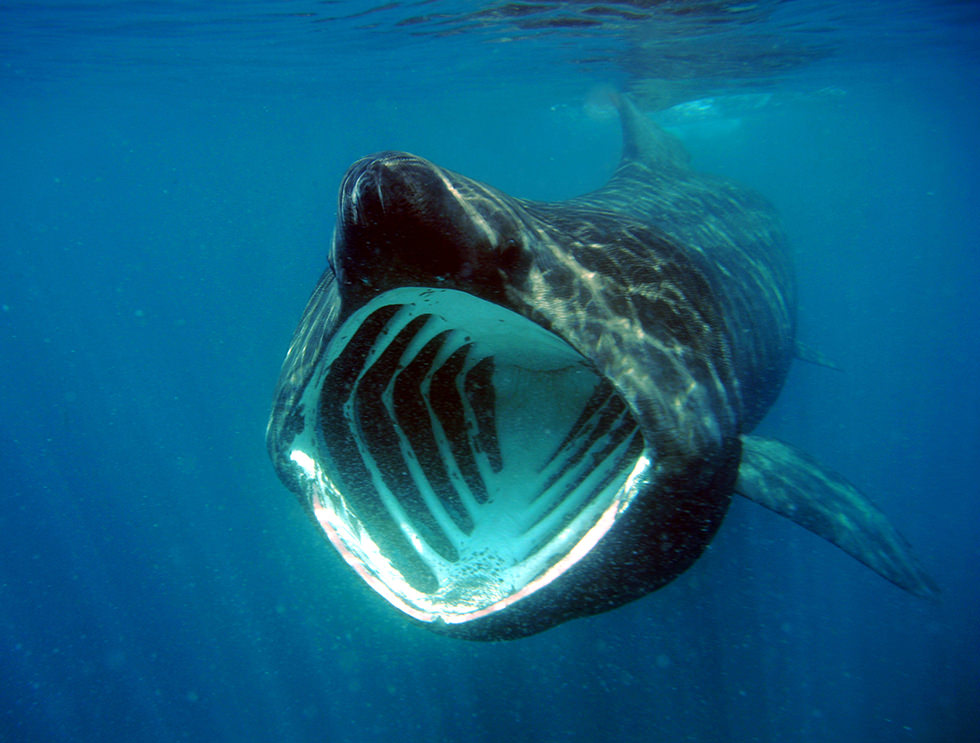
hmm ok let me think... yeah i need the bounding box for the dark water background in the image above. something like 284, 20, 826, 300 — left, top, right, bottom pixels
1, 2, 977, 741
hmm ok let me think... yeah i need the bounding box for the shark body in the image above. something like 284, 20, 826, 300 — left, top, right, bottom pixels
267, 95, 935, 639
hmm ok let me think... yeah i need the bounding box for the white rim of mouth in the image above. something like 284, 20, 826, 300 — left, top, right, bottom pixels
287, 287, 654, 625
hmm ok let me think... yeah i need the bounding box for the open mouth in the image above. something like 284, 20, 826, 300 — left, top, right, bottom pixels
286, 287, 654, 626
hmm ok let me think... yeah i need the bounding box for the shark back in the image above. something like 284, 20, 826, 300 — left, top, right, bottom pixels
571, 95, 796, 429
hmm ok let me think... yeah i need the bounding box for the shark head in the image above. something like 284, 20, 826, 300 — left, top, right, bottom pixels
268, 148, 740, 640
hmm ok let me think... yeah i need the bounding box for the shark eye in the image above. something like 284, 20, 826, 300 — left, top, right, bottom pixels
498, 237, 525, 272
286, 287, 654, 628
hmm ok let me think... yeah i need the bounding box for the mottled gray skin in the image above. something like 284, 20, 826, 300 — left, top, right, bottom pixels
326, 98, 793, 466
268, 96, 932, 639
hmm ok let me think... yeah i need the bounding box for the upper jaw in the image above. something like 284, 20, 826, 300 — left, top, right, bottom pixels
331, 151, 532, 313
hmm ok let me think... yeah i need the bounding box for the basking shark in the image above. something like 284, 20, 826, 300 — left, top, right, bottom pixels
267, 95, 936, 640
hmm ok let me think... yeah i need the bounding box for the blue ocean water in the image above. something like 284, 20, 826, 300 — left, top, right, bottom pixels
1, 1, 977, 741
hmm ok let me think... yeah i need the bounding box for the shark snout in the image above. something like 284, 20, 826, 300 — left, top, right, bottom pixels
339, 151, 445, 228
332, 152, 526, 307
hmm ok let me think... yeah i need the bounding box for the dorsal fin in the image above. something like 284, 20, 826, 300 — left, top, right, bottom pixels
612, 93, 691, 171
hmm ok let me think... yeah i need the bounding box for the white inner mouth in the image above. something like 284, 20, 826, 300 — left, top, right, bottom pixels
287, 287, 654, 625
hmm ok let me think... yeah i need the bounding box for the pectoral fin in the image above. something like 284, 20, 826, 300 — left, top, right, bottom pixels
794, 340, 841, 371
735, 435, 938, 598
